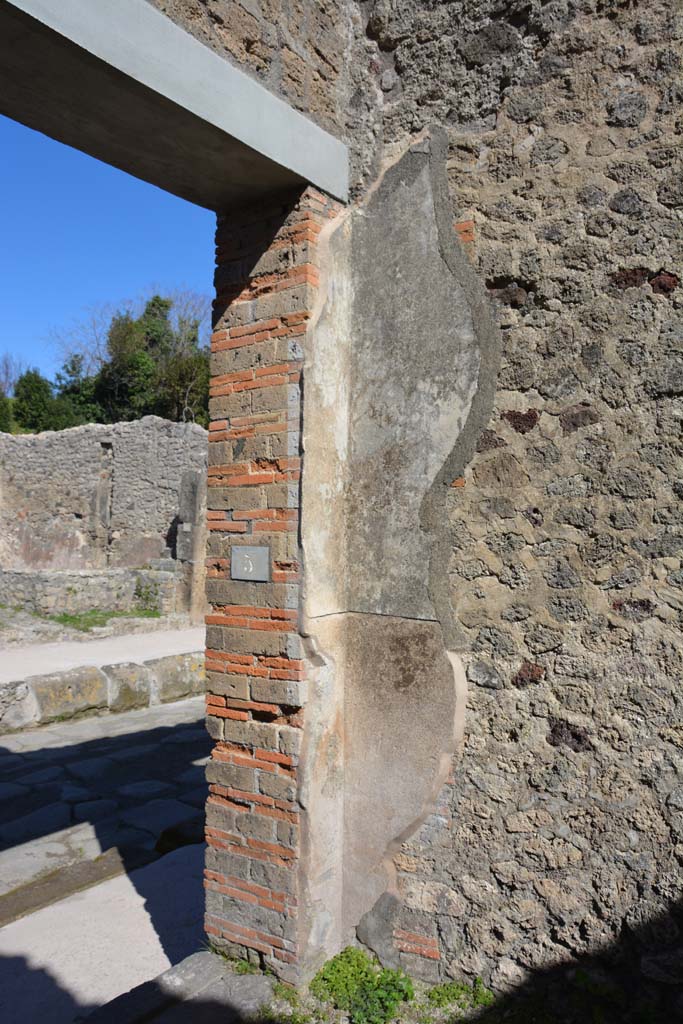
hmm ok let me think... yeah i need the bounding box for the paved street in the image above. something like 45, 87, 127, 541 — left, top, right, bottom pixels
0, 696, 208, 898
0, 698, 210, 1021
0, 627, 205, 684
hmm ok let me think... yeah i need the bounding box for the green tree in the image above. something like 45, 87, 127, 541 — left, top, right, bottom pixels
13, 369, 54, 432
54, 354, 104, 425
5, 292, 210, 432
93, 329, 156, 422
165, 348, 210, 427
0, 390, 11, 433
93, 295, 208, 424
138, 295, 174, 357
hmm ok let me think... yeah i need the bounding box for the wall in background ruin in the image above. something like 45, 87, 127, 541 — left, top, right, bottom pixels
0, 416, 207, 572
0, 567, 181, 617
349, 0, 683, 993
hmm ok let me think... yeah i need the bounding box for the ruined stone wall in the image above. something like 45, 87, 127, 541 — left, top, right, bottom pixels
0, 417, 207, 572
0, 567, 180, 616
346, 0, 683, 994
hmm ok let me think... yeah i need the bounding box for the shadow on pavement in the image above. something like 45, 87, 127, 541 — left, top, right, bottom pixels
0, 713, 211, 1022
0, 954, 91, 1023
2, 714, 683, 1023
2, 884, 683, 1023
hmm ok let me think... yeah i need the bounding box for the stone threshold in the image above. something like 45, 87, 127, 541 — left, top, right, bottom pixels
84, 951, 274, 1023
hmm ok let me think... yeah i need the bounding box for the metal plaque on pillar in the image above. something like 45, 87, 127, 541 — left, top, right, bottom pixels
231, 546, 270, 582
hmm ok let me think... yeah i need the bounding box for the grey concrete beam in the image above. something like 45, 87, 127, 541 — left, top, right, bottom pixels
0, 0, 348, 208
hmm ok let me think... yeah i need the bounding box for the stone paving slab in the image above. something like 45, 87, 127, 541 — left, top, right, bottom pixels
1, 695, 205, 753
0, 698, 209, 906
0, 821, 104, 898
0, 845, 205, 1023
121, 798, 199, 835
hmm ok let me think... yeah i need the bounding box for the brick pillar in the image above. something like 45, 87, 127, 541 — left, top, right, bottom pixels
203, 187, 342, 981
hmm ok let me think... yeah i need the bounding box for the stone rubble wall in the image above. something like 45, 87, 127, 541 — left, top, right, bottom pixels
144, 0, 352, 139
0, 567, 180, 617
158, 0, 683, 994
0, 417, 208, 617
346, 0, 683, 993
0, 651, 205, 733
0, 416, 207, 572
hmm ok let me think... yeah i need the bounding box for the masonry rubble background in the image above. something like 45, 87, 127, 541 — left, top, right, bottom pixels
1, 0, 681, 999
0, 418, 208, 620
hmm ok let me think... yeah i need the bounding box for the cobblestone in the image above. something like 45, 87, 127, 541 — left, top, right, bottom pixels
0, 697, 209, 903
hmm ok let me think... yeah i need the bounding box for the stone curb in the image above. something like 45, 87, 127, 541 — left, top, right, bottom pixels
0, 652, 205, 734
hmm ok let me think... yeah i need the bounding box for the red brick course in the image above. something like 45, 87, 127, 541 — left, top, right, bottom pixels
204, 186, 342, 979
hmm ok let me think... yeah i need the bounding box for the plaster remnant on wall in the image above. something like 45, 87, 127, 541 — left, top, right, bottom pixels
300, 131, 500, 965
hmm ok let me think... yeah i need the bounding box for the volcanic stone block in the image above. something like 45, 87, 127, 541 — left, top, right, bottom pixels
105, 662, 153, 713
148, 653, 205, 704
29, 667, 108, 724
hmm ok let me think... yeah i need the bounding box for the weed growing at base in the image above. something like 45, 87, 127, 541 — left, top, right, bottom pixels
234, 958, 260, 975
310, 947, 414, 1024
426, 977, 494, 1011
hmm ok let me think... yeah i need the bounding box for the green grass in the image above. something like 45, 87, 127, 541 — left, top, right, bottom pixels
259, 1009, 317, 1024
48, 607, 160, 632
203, 942, 261, 976
233, 958, 259, 975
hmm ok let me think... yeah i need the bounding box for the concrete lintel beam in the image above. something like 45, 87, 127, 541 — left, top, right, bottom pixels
0, 0, 349, 208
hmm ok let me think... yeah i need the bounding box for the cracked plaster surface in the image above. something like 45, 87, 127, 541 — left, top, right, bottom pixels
298, 131, 500, 967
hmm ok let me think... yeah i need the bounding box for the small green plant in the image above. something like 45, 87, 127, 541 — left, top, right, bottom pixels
310, 947, 413, 1024
273, 981, 300, 1007
471, 976, 495, 1009
205, 941, 262, 976
259, 1009, 313, 1024
349, 970, 413, 1024
234, 958, 259, 975
134, 578, 160, 612
310, 947, 376, 1010
427, 975, 494, 1012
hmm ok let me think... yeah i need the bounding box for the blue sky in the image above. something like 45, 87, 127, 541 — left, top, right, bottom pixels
0, 114, 215, 380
